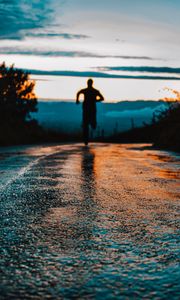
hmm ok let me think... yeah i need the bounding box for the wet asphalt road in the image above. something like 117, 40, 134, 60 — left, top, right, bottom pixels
0, 143, 180, 299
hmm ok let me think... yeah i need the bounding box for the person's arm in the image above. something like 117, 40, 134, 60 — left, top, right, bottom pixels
96, 90, 104, 102
76, 89, 83, 104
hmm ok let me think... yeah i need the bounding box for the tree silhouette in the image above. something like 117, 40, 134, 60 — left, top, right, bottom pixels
0, 62, 39, 144
0, 62, 37, 125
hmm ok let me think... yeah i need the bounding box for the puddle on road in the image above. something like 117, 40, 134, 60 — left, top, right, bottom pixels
158, 169, 180, 180
147, 153, 179, 163
146, 153, 180, 180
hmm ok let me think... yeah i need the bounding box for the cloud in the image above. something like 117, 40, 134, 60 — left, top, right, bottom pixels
0, 0, 88, 41
0, 46, 155, 60
98, 66, 180, 74
28, 69, 180, 80
0, 0, 62, 39
26, 33, 90, 39
112, 56, 154, 60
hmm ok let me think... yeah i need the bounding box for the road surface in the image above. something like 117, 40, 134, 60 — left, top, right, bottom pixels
0, 143, 179, 299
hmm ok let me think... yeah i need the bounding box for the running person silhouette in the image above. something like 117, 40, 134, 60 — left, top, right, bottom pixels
76, 79, 104, 145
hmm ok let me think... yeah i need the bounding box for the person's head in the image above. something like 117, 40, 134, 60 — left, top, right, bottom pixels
87, 78, 93, 88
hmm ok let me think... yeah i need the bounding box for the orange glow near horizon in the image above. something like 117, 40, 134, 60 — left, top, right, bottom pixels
161, 88, 180, 102
32, 75, 180, 102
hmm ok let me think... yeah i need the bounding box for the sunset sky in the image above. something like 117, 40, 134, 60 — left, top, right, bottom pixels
0, 0, 180, 101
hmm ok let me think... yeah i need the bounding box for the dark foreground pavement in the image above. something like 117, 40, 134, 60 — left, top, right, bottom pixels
0, 143, 180, 299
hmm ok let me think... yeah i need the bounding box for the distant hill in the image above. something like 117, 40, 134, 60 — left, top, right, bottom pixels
32, 100, 167, 136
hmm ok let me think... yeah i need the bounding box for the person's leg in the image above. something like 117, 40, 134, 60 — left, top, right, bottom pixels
83, 110, 89, 145
90, 109, 97, 130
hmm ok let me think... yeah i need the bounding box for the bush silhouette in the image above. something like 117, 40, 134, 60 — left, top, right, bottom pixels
152, 99, 180, 150
114, 93, 180, 151
0, 62, 40, 145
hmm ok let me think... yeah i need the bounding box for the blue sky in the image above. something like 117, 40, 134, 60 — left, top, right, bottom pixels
0, 0, 180, 101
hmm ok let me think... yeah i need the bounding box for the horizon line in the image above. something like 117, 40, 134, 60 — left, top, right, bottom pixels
38, 98, 165, 103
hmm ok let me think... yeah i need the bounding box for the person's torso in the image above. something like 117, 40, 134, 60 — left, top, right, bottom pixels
83, 88, 99, 105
